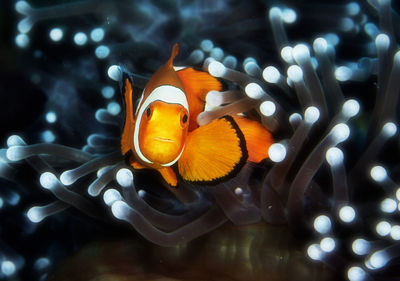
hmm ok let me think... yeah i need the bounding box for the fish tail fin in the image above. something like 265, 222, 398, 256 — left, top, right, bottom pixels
233, 116, 273, 163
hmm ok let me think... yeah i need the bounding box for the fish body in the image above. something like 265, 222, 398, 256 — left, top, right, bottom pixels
121, 44, 273, 186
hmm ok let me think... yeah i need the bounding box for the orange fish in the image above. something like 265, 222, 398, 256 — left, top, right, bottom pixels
120, 43, 273, 186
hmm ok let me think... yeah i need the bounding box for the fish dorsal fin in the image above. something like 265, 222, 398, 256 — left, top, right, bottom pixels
142, 43, 185, 98
168, 43, 179, 67
178, 116, 247, 184
233, 116, 273, 163
176, 68, 222, 131
121, 75, 135, 155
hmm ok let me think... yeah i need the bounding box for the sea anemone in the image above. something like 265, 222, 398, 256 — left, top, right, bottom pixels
1, 0, 400, 280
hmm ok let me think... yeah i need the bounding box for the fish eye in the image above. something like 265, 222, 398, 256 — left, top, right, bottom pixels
182, 114, 188, 123
146, 107, 151, 118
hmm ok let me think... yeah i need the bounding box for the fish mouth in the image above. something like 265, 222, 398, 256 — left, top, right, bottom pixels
154, 137, 175, 143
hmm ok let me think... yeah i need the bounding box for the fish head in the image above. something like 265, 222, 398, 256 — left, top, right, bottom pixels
137, 98, 189, 165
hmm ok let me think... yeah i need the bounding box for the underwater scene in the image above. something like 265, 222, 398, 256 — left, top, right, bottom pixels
1, 0, 400, 280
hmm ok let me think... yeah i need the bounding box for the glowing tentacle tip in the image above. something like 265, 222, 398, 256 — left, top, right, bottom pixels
111, 200, 129, 220
1, 261, 16, 276
42, 130, 55, 143
340, 17, 355, 32
390, 225, 400, 240
262, 66, 280, 83
101, 86, 115, 99
59, 170, 74, 186
95, 45, 110, 59
7, 135, 25, 147
281, 8, 297, 24
307, 244, 323, 261
138, 190, 146, 198
6, 146, 23, 161
27, 206, 44, 223
268, 143, 286, 163
331, 123, 350, 143
352, 239, 370, 256
107, 102, 121, 115
304, 106, 320, 124
116, 168, 134, 187
347, 266, 366, 281
396, 188, 400, 201
97, 166, 111, 178
40, 172, 58, 190
338, 205, 356, 223
313, 215, 332, 234
382, 122, 397, 137
342, 99, 360, 118
205, 91, 223, 106
380, 198, 397, 213
45, 111, 57, 123
49, 28, 63, 42
234, 187, 243, 196
370, 165, 387, 182
210, 47, 224, 61
73, 32, 87, 46
376, 221, 391, 237
289, 113, 302, 126
103, 189, 122, 206
364, 23, 379, 39
287, 65, 303, 83
375, 33, 390, 51
369, 251, 389, 269
280, 46, 294, 64
17, 18, 33, 33
320, 237, 335, 253
88, 184, 99, 197
200, 39, 214, 52
313, 38, 328, 54
292, 44, 310, 65
222, 55, 237, 69
269, 7, 282, 19
335, 66, 352, 81
260, 101, 276, 116
394, 50, 400, 64
244, 61, 260, 76
15, 1, 32, 15
187, 49, 204, 64
107, 65, 122, 81
208, 61, 226, 77
326, 147, 344, 167
245, 83, 265, 99
346, 2, 360, 16
90, 28, 105, 42
34, 257, 51, 271
15, 34, 29, 48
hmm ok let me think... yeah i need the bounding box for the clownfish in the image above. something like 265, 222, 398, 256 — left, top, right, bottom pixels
120, 43, 273, 186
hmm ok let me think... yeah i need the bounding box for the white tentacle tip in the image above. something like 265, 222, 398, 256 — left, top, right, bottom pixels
59, 170, 74, 186
111, 200, 129, 219
116, 168, 134, 187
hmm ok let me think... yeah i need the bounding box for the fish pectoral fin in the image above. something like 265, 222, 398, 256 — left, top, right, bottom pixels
130, 160, 147, 170
176, 67, 222, 131
158, 167, 178, 187
233, 116, 274, 163
178, 116, 247, 184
